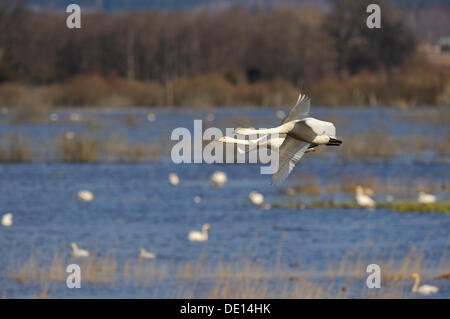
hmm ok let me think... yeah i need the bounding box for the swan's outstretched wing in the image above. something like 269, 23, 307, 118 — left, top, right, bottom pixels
271, 136, 310, 185
281, 94, 310, 124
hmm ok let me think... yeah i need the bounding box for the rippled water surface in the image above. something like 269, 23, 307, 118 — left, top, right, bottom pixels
0, 106, 448, 298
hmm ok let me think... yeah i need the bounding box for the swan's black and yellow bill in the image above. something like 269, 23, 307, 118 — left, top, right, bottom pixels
326, 137, 342, 146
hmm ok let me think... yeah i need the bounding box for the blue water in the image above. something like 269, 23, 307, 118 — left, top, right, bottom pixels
0, 106, 448, 298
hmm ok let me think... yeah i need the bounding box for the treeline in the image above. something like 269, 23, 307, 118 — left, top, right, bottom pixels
0, 0, 449, 107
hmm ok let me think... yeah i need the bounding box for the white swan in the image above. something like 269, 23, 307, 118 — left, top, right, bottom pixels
210, 171, 227, 187
249, 191, 264, 206
355, 185, 375, 209
77, 190, 94, 202
219, 135, 317, 155
410, 272, 439, 295
70, 242, 89, 258
418, 191, 436, 204
188, 224, 210, 242
1, 213, 13, 227
138, 248, 156, 259
193, 196, 201, 204
69, 112, 82, 121
236, 94, 342, 184
168, 173, 179, 186
147, 113, 156, 122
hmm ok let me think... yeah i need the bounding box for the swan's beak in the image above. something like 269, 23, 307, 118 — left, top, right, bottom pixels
218, 137, 225, 142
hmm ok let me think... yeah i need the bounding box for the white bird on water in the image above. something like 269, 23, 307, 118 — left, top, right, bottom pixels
355, 186, 375, 209
77, 190, 94, 202
417, 191, 436, 204
410, 272, 439, 295
70, 242, 89, 258
249, 191, 264, 206
188, 224, 210, 242
193, 196, 202, 204
147, 113, 156, 122
1, 213, 13, 227
210, 171, 227, 187
139, 248, 156, 259
235, 94, 342, 184
168, 173, 179, 186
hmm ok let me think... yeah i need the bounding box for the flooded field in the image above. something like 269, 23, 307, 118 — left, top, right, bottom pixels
0, 106, 449, 298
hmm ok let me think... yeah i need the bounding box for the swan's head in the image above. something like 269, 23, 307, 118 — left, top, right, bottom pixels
202, 223, 210, 230
69, 242, 77, 249
410, 272, 420, 279
218, 136, 233, 143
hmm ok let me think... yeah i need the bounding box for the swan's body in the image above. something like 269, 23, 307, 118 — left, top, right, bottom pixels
139, 248, 156, 259
147, 113, 156, 122
1, 213, 13, 227
219, 135, 316, 154
193, 196, 201, 204
235, 94, 342, 184
188, 223, 210, 242
77, 190, 94, 202
418, 192, 436, 204
168, 173, 179, 186
249, 191, 264, 206
355, 186, 375, 208
210, 171, 227, 187
410, 273, 438, 295
70, 242, 89, 258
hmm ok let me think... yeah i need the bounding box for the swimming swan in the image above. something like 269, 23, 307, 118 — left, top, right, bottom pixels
70, 242, 89, 258
139, 248, 156, 259
168, 173, 179, 186
417, 191, 436, 204
210, 171, 227, 187
1, 213, 13, 227
355, 185, 375, 209
235, 94, 341, 184
410, 272, 439, 295
249, 191, 264, 206
77, 190, 94, 202
188, 224, 210, 242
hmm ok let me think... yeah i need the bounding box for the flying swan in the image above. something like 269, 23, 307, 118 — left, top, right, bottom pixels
234, 94, 342, 184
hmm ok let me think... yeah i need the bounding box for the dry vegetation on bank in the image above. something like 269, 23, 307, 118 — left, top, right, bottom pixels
0, 1, 449, 108
4, 242, 449, 298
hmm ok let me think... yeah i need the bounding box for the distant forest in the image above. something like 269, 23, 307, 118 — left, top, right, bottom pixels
0, 0, 449, 107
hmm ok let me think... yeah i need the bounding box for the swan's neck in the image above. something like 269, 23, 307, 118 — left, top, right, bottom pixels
224, 137, 250, 145
240, 122, 294, 135
412, 276, 420, 292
